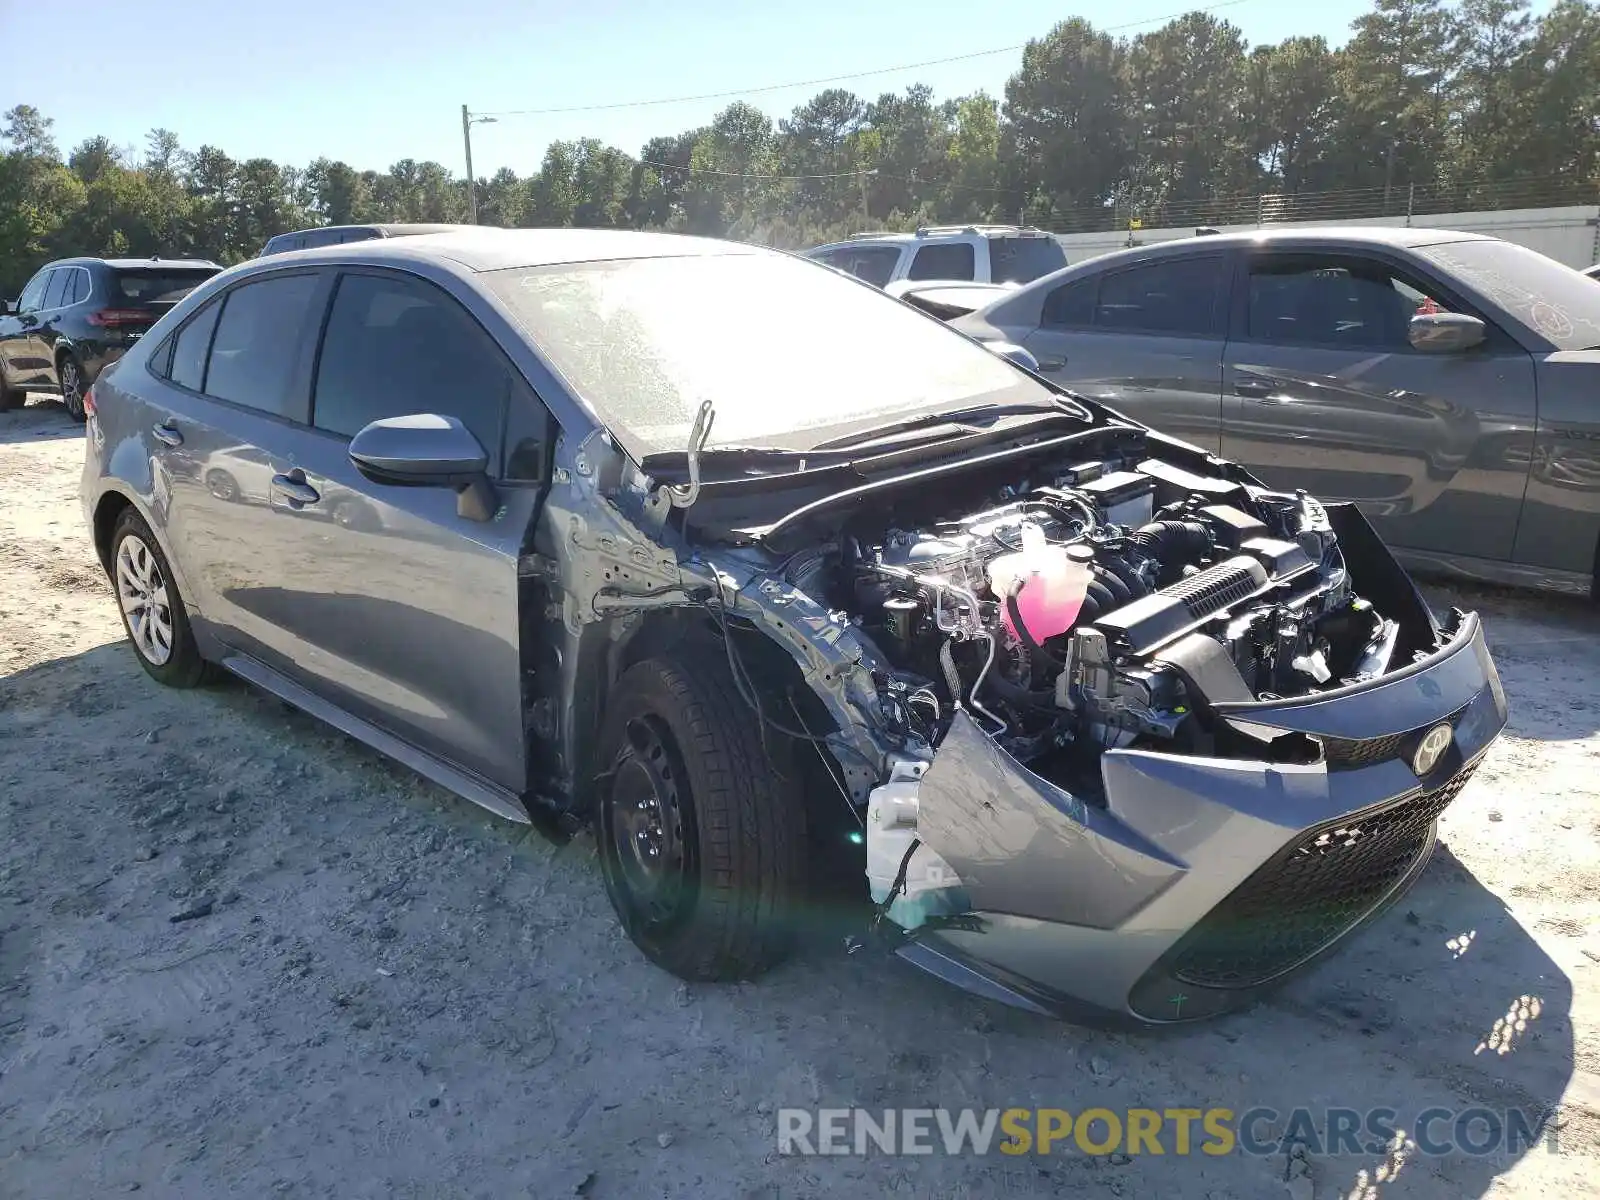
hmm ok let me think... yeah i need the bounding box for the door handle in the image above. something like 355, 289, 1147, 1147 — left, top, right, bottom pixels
152, 421, 183, 447
1234, 377, 1279, 398
1036, 357, 1067, 372
270, 471, 321, 506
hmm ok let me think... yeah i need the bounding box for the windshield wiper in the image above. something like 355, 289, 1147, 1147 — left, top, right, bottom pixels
809, 400, 1072, 451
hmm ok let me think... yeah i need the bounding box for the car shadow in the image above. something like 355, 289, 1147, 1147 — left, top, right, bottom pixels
0, 638, 1583, 1199
0, 397, 83, 444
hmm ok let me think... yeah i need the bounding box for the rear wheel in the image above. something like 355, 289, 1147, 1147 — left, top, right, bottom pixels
594, 649, 807, 981
58, 353, 87, 421
109, 508, 211, 687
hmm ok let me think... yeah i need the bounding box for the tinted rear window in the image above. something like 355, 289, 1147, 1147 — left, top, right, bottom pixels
991, 236, 1067, 284
115, 269, 219, 305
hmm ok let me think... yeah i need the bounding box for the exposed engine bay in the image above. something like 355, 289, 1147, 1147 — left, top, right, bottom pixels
792, 454, 1402, 780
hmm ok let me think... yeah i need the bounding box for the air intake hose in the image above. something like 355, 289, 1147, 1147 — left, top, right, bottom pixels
1131, 520, 1211, 582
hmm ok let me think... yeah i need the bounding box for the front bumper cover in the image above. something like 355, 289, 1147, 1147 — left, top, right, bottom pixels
898, 610, 1508, 1026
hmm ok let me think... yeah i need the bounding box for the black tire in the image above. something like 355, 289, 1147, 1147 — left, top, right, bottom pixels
595, 649, 807, 981
58, 352, 87, 421
108, 507, 213, 688
0, 366, 23, 412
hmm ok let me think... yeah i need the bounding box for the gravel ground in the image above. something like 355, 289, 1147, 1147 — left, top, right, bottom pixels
1, 397, 1597, 1199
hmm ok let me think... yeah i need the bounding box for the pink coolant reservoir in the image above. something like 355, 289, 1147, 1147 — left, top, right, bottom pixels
986, 522, 1094, 642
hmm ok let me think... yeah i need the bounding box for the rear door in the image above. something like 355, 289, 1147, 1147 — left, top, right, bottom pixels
141, 268, 336, 672
257, 267, 552, 792
1218, 247, 1536, 561
1021, 252, 1232, 453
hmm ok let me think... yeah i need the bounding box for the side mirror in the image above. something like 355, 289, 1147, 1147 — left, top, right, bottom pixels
1409, 311, 1486, 354
2, 300, 14, 316
986, 341, 1040, 373
348, 413, 496, 520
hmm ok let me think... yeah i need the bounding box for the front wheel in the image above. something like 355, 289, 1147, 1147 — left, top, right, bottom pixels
109, 508, 212, 687
595, 649, 807, 981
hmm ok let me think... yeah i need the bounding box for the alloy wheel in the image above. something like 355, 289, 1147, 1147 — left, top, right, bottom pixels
60, 359, 84, 420
115, 535, 174, 666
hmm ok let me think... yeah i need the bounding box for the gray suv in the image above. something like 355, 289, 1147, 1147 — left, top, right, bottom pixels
81, 229, 1506, 1025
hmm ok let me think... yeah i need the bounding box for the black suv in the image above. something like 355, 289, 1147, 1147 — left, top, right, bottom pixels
0, 257, 221, 419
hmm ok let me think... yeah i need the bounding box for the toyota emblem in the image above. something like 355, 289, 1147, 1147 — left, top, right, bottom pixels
1412, 723, 1453, 776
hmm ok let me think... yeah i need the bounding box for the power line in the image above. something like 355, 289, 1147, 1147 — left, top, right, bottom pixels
474, 0, 1257, 119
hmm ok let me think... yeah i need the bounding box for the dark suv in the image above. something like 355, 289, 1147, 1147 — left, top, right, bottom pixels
258, 224, 470, 257
0, 257, 221, 419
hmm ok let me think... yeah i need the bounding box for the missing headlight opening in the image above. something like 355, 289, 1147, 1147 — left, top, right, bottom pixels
580, 411, 1503, 1026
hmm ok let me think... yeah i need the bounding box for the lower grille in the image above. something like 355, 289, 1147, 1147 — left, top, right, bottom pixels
1167, 762, 1479, 990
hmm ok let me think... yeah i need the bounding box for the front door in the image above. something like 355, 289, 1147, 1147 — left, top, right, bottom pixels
1022, 252, 1231, 454
0, 268, 55, 389
1219, 249, 1536, 561
258, 268, 551, 793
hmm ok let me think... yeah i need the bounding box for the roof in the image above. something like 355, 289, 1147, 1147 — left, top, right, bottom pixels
1069, 225, 1495, 272
261, 227, 761, 272
48, 257, 220, 270
268, 223, 472, 240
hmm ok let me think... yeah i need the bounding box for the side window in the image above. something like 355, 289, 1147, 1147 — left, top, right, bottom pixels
837, 247, 902, 288
1247, 257, 1444, 349
1094, 258, 1226, 336
908, 242, 976, 282
168, 299, 223, 392
204, 273, 323, 416
311, 272, 510, 471
42, 270, 69, 310
1043, 276, 1098, 327
16, 270, 51, 313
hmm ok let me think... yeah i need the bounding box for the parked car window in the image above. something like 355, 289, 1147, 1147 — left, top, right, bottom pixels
42, 270, 70, 310
991, 236, 1067, 284
908, 242, 976, 282
116, 268, 219, 305
1415, 237, 1600, 351
1094, 257, 1225, 336
1247, 258, 1443, 349
16, 270, 50, 313
66, 268, 90, 305
1042, 276, 1098, 327
168, 300, 223, 392
203, 273, 323, 416
825, 246, 902, 288
311, 272, 508, 469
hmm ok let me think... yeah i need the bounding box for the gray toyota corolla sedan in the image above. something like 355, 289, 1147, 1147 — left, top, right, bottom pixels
80, 228, 1507, 1025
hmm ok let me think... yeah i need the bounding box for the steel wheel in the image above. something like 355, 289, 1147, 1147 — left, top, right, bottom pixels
606, 716, 693, 928
59, 356, 85, 421
115, 533, 174, 666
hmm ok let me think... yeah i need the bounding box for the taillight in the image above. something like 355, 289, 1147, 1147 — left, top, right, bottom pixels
87, 308, 150, 328
82, 387, 96, 417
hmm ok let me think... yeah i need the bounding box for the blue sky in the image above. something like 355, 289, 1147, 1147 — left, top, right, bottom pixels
5, 0, 1466, 177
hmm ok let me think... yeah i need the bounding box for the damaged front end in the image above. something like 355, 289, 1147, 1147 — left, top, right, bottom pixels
544, 411, 1507, 1024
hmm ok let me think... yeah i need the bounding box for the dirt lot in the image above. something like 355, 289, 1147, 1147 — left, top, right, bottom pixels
1, 398, 1598, 1199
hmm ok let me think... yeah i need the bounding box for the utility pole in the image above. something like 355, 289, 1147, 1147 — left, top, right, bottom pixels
460, 106, 497, 224
461, 105, 477, 224
858, 166, 870, 227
